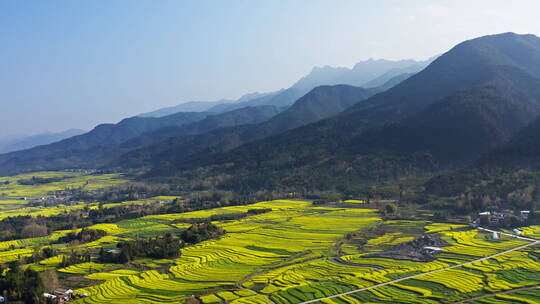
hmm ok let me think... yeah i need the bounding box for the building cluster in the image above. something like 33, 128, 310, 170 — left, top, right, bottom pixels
43, 288, 75, 303
473, 209, 530, 227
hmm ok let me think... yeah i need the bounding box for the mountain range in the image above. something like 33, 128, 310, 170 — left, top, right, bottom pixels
139, 58, 430, 118
2, 32, 540, 198
138, 92, 275, 117
0, 55, 414, 174
0, 129, 85, 154
118, 84, 377, 169
146, 32, 540, 193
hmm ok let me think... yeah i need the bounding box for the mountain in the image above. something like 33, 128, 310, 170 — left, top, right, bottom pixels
0, 68, 383, 175
292, 58, 431, 90
119, 105, 281, 152
333, 58, 430, 87
242, 85, 377, 139
206, 58, 430, 114
291, 66, 350, 90
423, 115, 540, 209
207, 88, 305, 113
138, 100, 233, 118
0, 111, 209, 173
374, 73, 416, 92
0, 129, 85, 154
0, 105, 282, 174
362, 67, 422, 88
478, 115, 540, 169
119, 85, 376, 168
151, 33, 540, 193
139, 92, 276, 118
138, 58, 429, 120
353, 65, 540, 165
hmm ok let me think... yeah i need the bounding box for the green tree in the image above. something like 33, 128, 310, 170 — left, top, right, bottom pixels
384, 203, 398, 215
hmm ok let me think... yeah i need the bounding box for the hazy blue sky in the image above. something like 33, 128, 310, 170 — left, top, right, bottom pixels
1, 0, 539, 137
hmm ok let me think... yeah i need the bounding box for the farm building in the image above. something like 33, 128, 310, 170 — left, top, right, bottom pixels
520, 210, 530, 219
44, 288, 74, 303
422, 246, 443, 254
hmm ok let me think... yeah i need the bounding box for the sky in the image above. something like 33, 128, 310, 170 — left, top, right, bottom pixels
1, 0, 540, 138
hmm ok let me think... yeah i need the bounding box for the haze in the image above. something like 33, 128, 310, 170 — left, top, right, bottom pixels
1, 0, 539, 137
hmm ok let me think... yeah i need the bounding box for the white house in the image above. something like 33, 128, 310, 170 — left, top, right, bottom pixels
423, 246, 443, 253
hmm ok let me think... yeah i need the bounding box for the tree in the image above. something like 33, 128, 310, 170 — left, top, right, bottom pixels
480, 214, 491, 226
384, 203, 398, 215
21, 222, 48, 238
41, 247, 55, 259
0, 265, 45, 303
39, 270, 59, 293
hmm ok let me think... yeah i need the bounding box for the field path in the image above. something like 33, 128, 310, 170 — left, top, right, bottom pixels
298, 228, 540, 304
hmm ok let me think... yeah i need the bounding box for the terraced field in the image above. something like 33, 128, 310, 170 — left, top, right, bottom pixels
58, 202, 540, 303
0, 172, 538, 303
0, 171, 127, 199
325, 243, 540, 304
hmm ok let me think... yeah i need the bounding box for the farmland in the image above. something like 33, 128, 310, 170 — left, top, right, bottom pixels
0, 172, 538, 303
0, 171, 127, 200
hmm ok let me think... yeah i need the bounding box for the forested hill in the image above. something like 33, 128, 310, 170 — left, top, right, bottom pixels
476, 116, 540, 169
0, 106, 277, 174
240, 85, 377, 141
423, 115, 540, 212
118, 105, 282, 152
0, 111, 209, 157
118, 85, 376, 168
150, 33, 540, 193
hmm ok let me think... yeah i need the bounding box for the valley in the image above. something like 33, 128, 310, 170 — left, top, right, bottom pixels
3, 4, 540, 302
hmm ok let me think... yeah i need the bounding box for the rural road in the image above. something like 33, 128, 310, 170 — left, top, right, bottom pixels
477, 227, 539, 242
298, 228, 540, 304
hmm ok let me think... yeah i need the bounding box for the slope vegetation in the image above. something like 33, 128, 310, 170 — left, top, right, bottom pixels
153, 33, 540, 192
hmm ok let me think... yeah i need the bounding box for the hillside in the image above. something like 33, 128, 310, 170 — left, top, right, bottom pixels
243, 85, 377, 139
353, 65, 540, 165
0, 111, 209, 173
339, 58, 430, 87
138, 100, 232, 117
0, 106, 283, 174
476, 116, 540, 169
119, 85, 375, 168
375, 72, 415, 91
119, 105, 281, 152
291, 65, 350, 90
140, 92, 276, 117
150, 33, 540, 192
423, 115, 540, 212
